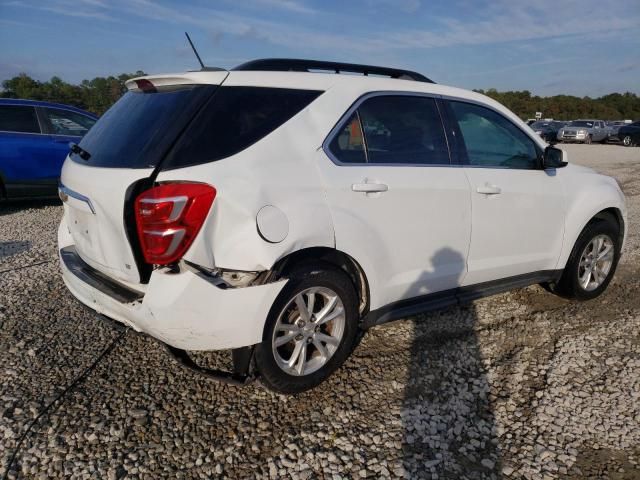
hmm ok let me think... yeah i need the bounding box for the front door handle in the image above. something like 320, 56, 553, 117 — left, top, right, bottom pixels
352, 182, 389, 193
476, 184, 502, 195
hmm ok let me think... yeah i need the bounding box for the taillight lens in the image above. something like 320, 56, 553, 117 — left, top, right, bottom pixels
135, 182, 216, 265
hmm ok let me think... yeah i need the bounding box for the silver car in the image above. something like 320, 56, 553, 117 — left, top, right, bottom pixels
557, 119, 608, 144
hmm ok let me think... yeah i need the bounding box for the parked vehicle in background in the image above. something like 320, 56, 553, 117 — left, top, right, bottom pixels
617, 121, 640, 147
605, 121, 632, 144
57, 59, 626, 393
557, 119, 608, 144
0, 99, 97, 200
529, 120, 566, 143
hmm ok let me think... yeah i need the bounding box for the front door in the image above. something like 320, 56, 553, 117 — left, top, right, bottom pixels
315, 94, 472, 310
445, 100, 566, 286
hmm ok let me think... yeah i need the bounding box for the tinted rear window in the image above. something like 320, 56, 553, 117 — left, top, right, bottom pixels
162, 86, 322, 169
0, 105, 40, 133
72, 85, 217, 168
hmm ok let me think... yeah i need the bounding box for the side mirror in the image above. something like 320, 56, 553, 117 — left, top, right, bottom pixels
542, 145, 568, 169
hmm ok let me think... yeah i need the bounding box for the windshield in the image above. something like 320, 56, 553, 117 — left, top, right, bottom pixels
71, 85, 217, 168
569, 121, 594, 127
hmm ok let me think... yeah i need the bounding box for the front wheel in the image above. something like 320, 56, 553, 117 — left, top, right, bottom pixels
584, 134, 592, 145
553, 216, 620, 300
622, 135, 633, 147
255, 266, 359, 393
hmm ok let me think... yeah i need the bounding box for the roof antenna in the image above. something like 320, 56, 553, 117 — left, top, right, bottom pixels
185, 32, 205, 69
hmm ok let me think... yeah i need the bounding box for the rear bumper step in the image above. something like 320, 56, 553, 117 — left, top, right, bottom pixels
60, 246, 144, 303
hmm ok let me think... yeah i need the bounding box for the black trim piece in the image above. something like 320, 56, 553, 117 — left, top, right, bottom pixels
165, 345, 255, 386
234, 58, 434, 83
123, 178, 155, 283
362, 270, 562, 329
60, 246, 144, 303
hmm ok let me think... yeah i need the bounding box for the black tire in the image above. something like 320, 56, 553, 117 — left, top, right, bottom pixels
255, 266, 359, 393
622, 135, 633, 147
554, 215, 620, 301
585, 134, 592, 145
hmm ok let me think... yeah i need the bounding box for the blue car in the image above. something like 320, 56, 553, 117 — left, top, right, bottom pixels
0, 99, 98, 200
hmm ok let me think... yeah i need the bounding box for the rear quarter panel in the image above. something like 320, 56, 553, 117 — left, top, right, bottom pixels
155, 98, 338, 272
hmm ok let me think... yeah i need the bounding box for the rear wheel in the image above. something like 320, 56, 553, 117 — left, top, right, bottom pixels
622, 135, 633, 147
255, 266, 359, 393
554, 216, 620, 300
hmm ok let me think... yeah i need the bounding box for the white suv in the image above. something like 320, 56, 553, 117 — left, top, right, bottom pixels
58, 59, 626, 393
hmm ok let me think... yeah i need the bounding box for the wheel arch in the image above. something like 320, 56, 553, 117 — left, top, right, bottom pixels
558, 204, 626, 270
269, 247, 370, 317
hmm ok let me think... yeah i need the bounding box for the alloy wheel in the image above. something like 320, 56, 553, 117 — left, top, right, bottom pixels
623, 135, 632, 147
272, 287, 346, 376
578, 234, 614, 291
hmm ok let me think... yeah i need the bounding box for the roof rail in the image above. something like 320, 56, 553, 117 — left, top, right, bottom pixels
233, 58, 434, 83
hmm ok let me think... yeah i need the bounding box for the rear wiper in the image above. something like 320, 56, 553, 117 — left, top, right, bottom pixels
69, 142, 91, 161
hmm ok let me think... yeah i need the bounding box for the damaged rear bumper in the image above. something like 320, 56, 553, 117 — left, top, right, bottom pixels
59, 245, 287, 351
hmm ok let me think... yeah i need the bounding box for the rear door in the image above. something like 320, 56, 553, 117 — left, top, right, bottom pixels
60, 73, 226, 284
444, 99, 565, 286
0, 104, 54, 197
315, 93, 471, 309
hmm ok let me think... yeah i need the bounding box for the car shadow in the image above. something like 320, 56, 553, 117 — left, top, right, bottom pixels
400, 248, 501, 478
0, 199, 61, 216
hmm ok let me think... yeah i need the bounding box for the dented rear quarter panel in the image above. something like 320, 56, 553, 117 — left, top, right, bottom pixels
154, 91, 342, 272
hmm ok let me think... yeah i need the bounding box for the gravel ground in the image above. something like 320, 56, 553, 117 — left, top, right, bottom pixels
1, 143, 639, 479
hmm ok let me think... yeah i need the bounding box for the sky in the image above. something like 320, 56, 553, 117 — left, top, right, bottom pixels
1, 0, 639, 97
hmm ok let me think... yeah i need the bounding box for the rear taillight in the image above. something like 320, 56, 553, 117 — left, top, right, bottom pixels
135, 182, 216, 265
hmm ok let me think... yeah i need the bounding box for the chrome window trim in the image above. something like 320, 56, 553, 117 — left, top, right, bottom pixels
321, 90, 453, 168
58, 183, 96, 214
0, 129, 46, 136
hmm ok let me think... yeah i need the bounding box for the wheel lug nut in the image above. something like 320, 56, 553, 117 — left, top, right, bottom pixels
295, 334, 303, 341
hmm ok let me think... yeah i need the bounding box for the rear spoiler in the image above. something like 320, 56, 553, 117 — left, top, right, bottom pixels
125, 71, 229, 91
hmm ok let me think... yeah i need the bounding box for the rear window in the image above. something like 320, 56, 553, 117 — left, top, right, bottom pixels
0, 105, 40, 134
72, 85, 217, 168
162, 86, 322, 169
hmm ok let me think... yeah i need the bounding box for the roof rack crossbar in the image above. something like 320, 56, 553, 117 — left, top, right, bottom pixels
233, 58, 434, 83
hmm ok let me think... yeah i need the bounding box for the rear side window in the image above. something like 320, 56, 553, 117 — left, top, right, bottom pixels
328, 112, 367, 164
328, 95, 450, 165
73, 85, 217, 168
42, 108, 96, 136
163, 87, 322, 169
0, 105, 40, 134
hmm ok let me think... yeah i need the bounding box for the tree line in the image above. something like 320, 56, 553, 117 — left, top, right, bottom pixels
475, 89, 640, 121
1, 73, 639, 121
1, 72, 145, 116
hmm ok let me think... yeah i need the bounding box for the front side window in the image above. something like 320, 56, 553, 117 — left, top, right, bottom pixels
449, 101, 539, 169
328, 95, 450, 165
43, 108, 96, 136
0, 105, 40, 134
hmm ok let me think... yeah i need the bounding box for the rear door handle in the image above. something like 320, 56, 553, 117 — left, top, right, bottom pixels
352, 182, 389, 193
476, 184, 502, 195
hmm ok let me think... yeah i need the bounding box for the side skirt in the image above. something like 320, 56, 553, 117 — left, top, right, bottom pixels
362, 270, 562, 329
